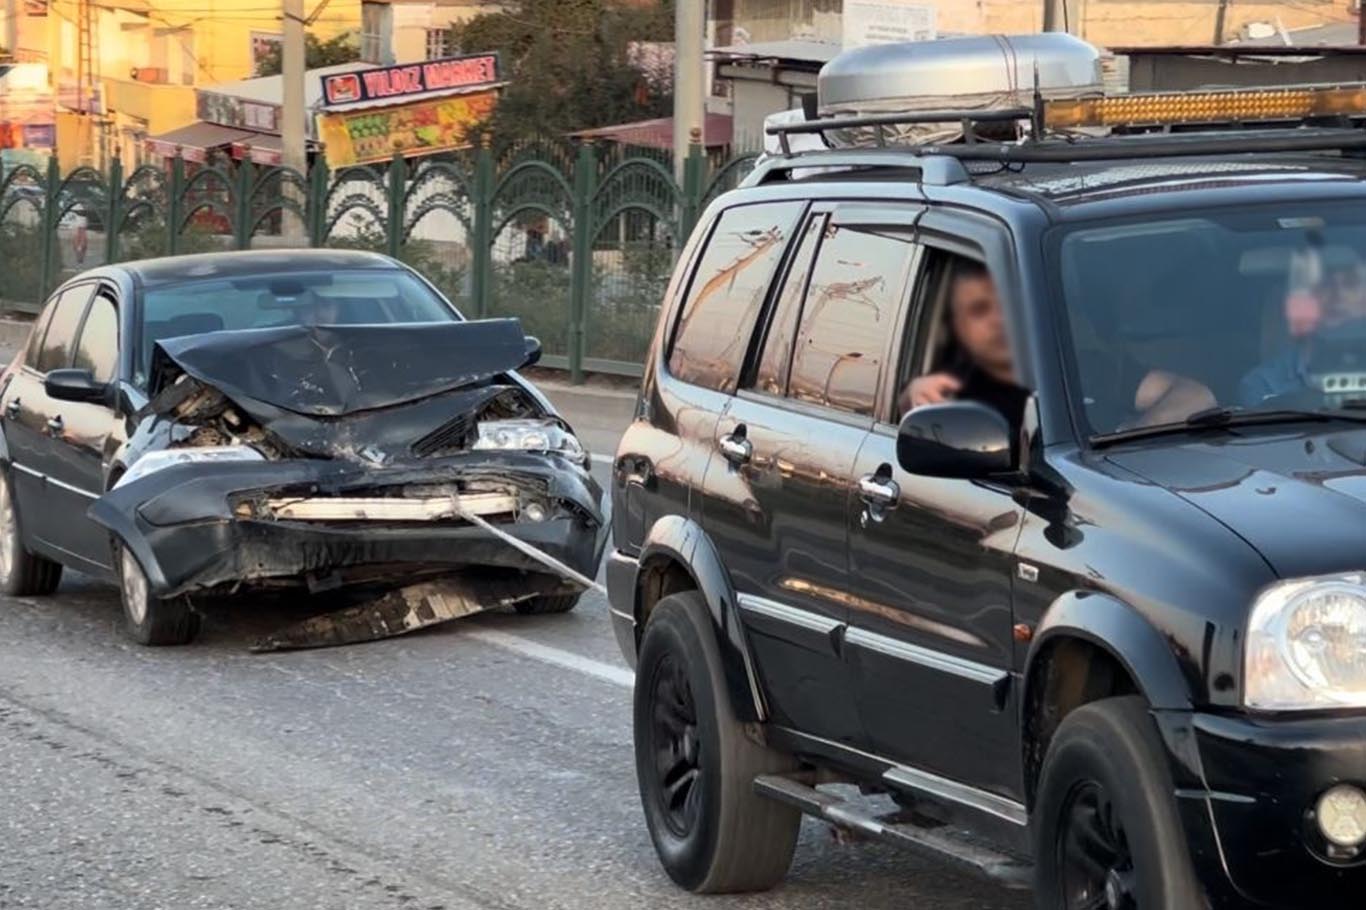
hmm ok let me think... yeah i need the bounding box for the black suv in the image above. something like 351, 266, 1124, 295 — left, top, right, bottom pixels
607, 110, 1366, 908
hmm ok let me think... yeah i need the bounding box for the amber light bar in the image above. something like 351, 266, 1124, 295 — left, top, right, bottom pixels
1044, 84, 1366, 129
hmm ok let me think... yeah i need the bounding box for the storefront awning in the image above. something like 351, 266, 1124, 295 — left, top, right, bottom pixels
570, 113, 733, 151
145, 121, 255, 163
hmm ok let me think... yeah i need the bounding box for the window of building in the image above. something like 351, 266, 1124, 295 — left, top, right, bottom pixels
667, 201, 804, 393
787, 222, 918, 415
425, 27, 448, 60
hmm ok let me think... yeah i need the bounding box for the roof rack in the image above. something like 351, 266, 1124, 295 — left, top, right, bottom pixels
766, 82, 1366, 161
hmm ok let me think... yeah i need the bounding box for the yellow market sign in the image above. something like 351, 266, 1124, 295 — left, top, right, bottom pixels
318, 89, 497, 168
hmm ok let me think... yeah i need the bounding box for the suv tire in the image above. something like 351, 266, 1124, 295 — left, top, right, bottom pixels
117, 546, 200, 646
1033, 695, 1205, 910
0, 468, 62, 597
513, 593, 582, 615
634, 591, 800, 893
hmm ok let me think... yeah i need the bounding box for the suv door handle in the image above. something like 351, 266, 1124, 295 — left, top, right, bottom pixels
46, 415, 63, 435
858, 473, 900, 508
4, 399, 18, 420
719, 432, 752, 466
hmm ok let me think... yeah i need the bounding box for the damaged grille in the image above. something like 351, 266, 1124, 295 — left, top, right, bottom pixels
411, 413, 474, 458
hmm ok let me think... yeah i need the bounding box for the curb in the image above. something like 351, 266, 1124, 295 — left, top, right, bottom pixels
533, 379, 638, 401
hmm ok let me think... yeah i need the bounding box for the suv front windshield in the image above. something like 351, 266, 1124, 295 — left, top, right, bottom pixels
136, 268, 457, 385
1057, 203, 1366, 437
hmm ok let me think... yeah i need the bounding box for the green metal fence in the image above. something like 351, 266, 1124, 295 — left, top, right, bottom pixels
0, 141, 759, 380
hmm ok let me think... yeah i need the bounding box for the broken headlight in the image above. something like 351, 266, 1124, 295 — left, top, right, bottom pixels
114, 445, 266, 489
472, 419, 584, 459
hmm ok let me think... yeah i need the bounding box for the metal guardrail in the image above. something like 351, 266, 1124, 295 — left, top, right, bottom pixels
0, 142, 760, 381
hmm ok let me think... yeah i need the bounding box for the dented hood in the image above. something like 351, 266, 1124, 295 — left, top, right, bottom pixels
151, 319, 532, 417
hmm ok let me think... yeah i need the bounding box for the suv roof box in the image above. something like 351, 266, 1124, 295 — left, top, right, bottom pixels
818, 33, 1104, 147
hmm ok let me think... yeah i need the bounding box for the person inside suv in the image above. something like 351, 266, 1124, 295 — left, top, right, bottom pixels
899, 260, 1216, 436
1240, 248, 1366, 406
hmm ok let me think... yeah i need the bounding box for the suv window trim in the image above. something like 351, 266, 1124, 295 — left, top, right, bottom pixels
776, 205, 923, 422
741, 205, 835, 398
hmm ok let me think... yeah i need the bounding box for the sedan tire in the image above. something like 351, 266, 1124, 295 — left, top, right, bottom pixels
117, 546, 201, 646
1033, 695, 1206, 910
0, 468, 62, 597
634, 591, 800, 894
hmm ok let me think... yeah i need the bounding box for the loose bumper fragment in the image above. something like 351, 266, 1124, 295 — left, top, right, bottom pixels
251, 572, 580, 652
260, 491, 517, 522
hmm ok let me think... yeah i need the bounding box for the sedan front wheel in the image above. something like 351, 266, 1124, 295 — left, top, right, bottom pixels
117, 546, 200, 646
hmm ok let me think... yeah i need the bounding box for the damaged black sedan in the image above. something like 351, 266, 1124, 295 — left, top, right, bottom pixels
0, 250, 607, 646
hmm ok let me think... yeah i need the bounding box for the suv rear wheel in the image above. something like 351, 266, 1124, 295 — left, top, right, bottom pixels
0, 468, 62, 596
1033, 696, 1204, 909
634, 591, 800, 893
117, 546, 201, 646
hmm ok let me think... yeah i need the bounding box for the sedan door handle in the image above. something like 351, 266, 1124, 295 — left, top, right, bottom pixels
46, 415, 63, 435
719, 433, 752, 466
858, 473, 900, 508
4, 399, 18, 420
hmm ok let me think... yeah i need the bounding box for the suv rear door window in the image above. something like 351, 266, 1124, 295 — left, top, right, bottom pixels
787, 223, 918, 416
667, 201, 804, 392
35, 285, 95, 374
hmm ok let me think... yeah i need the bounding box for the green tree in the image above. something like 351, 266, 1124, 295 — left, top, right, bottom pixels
450, 0, 674, 139
255, 32, 360, 77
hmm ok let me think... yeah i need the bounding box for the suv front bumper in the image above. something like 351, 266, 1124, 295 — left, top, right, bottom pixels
605, 548, 639, 669
1187, 711, 1366, 907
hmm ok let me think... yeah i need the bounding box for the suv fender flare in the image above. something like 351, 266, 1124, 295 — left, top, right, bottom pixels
637, 514, 766, 722
1025, 590, 1193, 712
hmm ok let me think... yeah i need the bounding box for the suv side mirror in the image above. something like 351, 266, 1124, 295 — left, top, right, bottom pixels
897, 401, 1013, 479
45, 368, 109, 405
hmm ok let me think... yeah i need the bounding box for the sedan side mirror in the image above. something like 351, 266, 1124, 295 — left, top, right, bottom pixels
45, 368, 109, 405
522, 335, 543, 368
897, 401, 1013, 479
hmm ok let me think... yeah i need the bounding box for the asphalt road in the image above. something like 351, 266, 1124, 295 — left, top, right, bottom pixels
0, 383, 1031, 910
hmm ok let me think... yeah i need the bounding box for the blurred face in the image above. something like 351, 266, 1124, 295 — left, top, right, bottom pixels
950, 273, 1014, 380
1325, 264, 1366, 325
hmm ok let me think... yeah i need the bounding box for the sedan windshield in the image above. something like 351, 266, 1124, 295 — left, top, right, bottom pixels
1057, 203, 1366, 437
137, 268, 456, 384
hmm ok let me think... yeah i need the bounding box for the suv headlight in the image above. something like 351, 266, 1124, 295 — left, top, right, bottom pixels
114, 445, 265, 489
1246, 573, 1366, 710
472, 419, 584, 459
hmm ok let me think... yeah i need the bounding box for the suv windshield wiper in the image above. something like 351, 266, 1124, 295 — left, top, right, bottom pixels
1090, 406, 1366, 447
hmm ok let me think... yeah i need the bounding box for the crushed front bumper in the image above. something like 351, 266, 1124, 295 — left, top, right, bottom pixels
89, 451, 607, 598
1173, 710, 1366, 908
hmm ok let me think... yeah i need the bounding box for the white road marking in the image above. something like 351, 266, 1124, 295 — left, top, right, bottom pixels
590, 453, 614, 466
465, 629, 635, 689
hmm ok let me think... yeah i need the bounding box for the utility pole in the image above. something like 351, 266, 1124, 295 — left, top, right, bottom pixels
282, 0, 307, 238
673, 0, 705, 182
4, 0, 17, 60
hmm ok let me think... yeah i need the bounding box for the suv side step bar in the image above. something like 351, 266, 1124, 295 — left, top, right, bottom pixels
753, 774, 1033, 890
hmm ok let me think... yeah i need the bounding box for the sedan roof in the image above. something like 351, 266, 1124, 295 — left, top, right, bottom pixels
124, 249, 400, 288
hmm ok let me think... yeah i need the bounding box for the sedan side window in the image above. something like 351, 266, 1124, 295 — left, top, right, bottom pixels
787, 223, 919, 416
73, 290, 119, 385
35, 285, 95, 374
